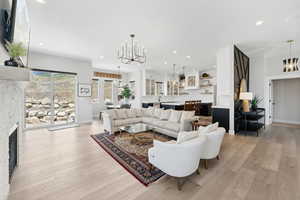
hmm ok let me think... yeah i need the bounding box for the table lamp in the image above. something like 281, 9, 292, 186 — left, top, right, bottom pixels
239, 92, 253, 112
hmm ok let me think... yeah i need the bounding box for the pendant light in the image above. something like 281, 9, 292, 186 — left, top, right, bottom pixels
283, 40, 299, 72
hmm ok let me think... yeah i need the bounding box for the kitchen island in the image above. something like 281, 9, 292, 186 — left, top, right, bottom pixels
142, 101, 213, 116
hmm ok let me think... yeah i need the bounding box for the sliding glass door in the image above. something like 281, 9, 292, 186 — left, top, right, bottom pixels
25, 71, 53, 128
25, 70, 77, 129
53, 73, 76, 125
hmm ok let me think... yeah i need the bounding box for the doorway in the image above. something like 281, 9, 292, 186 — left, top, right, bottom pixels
271, 78, 300, 125
24, 70, 77, 129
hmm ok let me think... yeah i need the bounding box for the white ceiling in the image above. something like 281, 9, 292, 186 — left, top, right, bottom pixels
28, 0, 300, 72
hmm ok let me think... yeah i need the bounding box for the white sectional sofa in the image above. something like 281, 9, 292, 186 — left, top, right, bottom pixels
102, 107, 196, 138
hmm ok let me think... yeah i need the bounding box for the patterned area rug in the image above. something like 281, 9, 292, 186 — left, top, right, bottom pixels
91, 131, 173, 186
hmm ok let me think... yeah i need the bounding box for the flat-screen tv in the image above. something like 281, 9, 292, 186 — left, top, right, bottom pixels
1, 0, 30, 66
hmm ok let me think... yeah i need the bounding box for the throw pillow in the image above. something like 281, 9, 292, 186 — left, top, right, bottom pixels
159, 110, 171, 120
168, 110, 182, 122
145, 107, 154, 117
104, 109, 117, 120
116, 109, 128, 119
177, 131, 199, 144
180, 111, 195, 122
127, 109, 136, 118
153, 108, 162, 119
134, 108, 143, 117
198, 122, 219, 134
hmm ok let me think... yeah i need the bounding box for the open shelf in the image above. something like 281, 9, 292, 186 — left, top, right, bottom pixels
200, 84, 213, 87
0, 66, 30, 81
200, 76, 214, 80
200, 92, 214, 95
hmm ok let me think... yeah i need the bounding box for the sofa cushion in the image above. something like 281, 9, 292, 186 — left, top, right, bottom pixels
180, 111, 195, 122
159, 110, 171, 120
104, 109, 118, 120
134, 108, 143, 117
116, 109, 128, 119
157, 121, 181, 132
142, 117, 153, 124
142, 117, 157, 125
114, 118, 143, 127
144, 107, 154, 117
128, 117, 143, 124
114, 119, 128, 126
198, 122, 219, 134
176, 131, 199, 144
127, 109, 137, 118
168, 110, 182, 123
153, 108, 162, 119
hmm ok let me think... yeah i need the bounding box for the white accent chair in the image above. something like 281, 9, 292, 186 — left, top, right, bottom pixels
200, 127, 226, 169
148, 136, 207, 190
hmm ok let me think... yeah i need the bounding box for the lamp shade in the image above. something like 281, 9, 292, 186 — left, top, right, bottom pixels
239, 92, 253, 100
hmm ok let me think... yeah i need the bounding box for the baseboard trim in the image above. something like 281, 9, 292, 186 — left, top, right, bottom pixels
273, 119, 300, 125
78, 120, 93, 125
228, 129, 235, 135
48, 124, 80, 131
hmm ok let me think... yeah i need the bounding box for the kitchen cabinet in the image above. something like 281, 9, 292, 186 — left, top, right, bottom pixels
167, 81, 179, 96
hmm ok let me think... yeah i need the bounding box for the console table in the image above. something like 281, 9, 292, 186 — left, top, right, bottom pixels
239, 108, 265, 136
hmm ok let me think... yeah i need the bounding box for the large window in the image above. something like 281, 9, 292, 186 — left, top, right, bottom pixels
91, 79, 99, 101
104, 80, 113, 104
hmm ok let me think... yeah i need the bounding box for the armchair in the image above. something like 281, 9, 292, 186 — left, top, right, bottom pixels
200, 127, 226, 169
148, 136, 206, 190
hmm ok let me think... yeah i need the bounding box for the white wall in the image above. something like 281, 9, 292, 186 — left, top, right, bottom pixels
216, 45, 235, 134
127, 70, 143, 108
249, 50, 300, 125
28, 51, 93, 123
273, 78, 300, 124
249, 53, 265, 107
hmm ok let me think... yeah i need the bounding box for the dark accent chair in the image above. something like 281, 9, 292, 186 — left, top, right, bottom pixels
184, 100, 201, 111
196, 103, 212, 116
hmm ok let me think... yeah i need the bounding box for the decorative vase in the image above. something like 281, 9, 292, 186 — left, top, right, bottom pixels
4, 58, 18, 67
124, 97, 129, 104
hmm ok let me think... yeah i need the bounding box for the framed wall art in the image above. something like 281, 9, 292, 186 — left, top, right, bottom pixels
78, 83, 92, 97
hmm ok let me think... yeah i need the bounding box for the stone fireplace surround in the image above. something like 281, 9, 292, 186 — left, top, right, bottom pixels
0, 80, 24, 200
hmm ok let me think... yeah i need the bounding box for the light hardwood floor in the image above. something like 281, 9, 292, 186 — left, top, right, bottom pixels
8, 121, 300, 200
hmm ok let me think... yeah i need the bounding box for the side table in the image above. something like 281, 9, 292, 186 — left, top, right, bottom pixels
192, 118, 212, 130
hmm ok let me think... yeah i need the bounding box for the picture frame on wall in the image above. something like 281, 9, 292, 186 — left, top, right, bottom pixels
184, 72, 200, 90
78, 83, 92, 97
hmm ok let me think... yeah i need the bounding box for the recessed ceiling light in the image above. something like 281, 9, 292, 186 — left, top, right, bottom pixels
172, 50, 177, 54
100, 56, 104, 59
256, 20, 264, 26
39, 42, 44, 46
164, 61, 168, 65
186, 56, 191, 59
36, 0, 46, 4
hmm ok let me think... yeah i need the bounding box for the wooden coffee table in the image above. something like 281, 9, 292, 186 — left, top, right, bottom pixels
131, 132, 154, 145
119, 123, 155, 145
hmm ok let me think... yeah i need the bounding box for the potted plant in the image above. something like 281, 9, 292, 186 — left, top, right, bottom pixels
251, 95, 263, 110
4, 42, 27, 67
121, 85, 132, 104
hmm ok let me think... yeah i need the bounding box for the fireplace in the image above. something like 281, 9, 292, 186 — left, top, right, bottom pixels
9, 125, 18, 182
